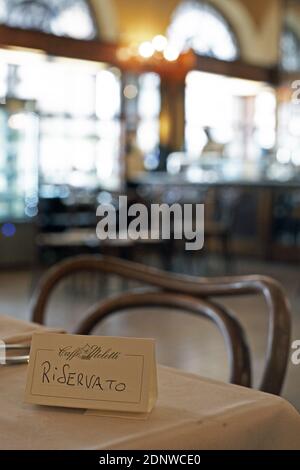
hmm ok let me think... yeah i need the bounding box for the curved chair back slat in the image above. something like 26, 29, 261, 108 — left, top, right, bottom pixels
75, 290, 252, 388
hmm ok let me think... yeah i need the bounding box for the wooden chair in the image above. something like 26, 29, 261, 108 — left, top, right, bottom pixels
30, 254, 291, 395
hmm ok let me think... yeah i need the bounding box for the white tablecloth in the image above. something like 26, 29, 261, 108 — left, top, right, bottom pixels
1, 315, 300, 450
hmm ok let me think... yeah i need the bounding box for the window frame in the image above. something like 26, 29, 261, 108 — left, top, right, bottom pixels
167, 0, 240, 62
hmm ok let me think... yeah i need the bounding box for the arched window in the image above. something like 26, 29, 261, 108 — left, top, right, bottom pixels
0, 0, 97, 39
168, 0, 239, 61
281, 25, 300, 71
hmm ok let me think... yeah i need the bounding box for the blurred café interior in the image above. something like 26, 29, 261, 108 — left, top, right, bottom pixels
1, 0, 300, 410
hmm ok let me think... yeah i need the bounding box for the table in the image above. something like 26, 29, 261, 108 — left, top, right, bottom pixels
1, 315, 300, 450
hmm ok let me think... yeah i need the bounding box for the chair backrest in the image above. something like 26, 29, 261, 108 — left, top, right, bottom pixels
30, 254, 291, 395
75, 290, 251, 388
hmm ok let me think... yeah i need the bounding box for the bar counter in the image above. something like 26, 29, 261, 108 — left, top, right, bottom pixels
130, 171, 300, 261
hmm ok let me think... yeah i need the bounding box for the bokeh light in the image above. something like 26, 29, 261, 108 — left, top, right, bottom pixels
123, 84, 138, 100
138, 41, 155, 58
1, 223, 16, 238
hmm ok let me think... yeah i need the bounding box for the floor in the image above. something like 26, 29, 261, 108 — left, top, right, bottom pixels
1, 252, 300, 411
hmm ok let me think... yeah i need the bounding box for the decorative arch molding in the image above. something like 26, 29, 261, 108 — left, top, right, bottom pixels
89, 0, 118, 41
207, 0, 259, 63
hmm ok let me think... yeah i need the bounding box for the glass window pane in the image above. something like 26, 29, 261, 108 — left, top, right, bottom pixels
96, 121, 121, 189
185, 71, 275, 160
0, 62, 7, 97
138, 73, 161, 119
96, 70, 121, 120
0, 45, 123, 215
0, 0, 97, 39
168, 1, 238, 61
51, 4, 96, 39
137, 120, 159, 154
0, 107, 38, 219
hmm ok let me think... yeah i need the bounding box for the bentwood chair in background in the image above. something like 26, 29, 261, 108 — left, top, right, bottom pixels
30, 255, 291, 396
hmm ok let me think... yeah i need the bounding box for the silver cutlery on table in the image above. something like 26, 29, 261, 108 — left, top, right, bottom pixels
0, 344, 30, 365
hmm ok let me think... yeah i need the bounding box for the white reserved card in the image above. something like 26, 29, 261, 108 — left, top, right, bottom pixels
25, 332, 157, 413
